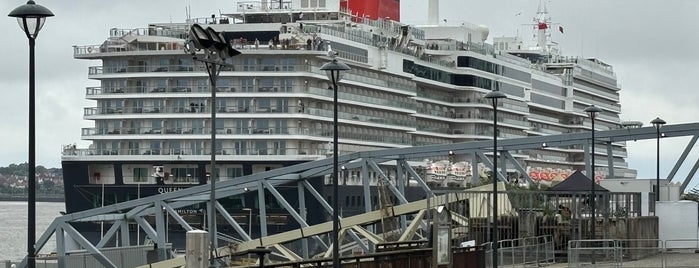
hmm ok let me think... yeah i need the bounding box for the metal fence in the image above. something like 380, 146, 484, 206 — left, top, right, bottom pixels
567, 239, 699, 268
28, 244, 162, 268
481, 235, 555, 268
663, 239, 699, 268
567, 239, 622, 267
429, 190, 649, 255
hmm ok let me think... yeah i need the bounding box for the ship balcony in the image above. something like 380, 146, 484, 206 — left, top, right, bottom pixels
85, 85, 299, 96
567, 144, 629, 158
82, 106, 415, 129
574, 82, 620, 102
88, 64, 211, 75
86, 62, 288, 76
304, 107, 415, 129
306, 87, 415, 110
87, 63, 307, 76
416, 92, 487, 104
80, 126, 412, 146
415, 126, 524, 139
415, 109, 530, 129
236, 1, 293, 12
527, 126, 565, 136
308, 66, 416, 93
61, 145, 332, 158
573, 98, 621, 113
416, 95, 530, 115
85, 64, 416, 95
84, 85, 416, 112
83, 105, 298, 117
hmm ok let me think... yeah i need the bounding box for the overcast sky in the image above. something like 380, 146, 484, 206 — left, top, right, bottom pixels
2, 0, 698, 188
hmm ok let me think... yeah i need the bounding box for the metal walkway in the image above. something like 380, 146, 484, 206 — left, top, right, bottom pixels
19, 122, 699, 268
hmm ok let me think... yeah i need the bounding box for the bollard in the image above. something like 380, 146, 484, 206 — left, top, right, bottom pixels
186, 230, 209, 268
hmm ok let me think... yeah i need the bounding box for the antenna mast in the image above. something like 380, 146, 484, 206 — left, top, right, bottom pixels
533, 0, 551, 51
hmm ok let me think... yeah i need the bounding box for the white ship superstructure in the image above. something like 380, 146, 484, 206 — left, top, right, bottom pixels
63, 0, 634, 215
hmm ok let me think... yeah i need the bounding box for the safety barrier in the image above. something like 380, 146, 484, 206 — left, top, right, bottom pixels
567, 239, 699, 268
482, 235, 555, 268
664, 239, 699, 268
616, 239, 663, 267
567, 239, 622, 268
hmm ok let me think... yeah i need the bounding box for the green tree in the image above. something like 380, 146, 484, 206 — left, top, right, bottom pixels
41, 180, 55, 191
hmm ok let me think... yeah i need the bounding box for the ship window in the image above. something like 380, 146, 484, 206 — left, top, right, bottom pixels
227, 167, 243, 179
280, 58, 296, 71
171, 168, 198, 183
301, 0, 308, 8
280, 78, 293, 92
256, 141, 268, 155
241, 78, 255, 92
149, 140, 161, 155
178, 57, 192, 68
272, 140, 286, 155
169, 141, 181, 155
261, 58, 277, 71
532, 79, 565, 96
133, 168, 149, 183
243, 58, 257, 71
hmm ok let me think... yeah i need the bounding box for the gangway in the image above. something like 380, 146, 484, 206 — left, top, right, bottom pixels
144, 190, 477, 268
17, 122, 699, 268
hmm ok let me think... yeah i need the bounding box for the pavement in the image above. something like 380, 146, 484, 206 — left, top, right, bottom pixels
542, 252, 699, 268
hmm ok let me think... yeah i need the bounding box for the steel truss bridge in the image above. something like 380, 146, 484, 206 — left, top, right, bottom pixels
19, 122, 699, 268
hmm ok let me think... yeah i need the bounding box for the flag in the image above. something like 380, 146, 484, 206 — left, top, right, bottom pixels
559, 26, 564, 33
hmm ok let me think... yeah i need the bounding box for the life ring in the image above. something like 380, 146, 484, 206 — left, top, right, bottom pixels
595, 175, 603, 182
87, 47, 93, 53
549, 172, 558, 180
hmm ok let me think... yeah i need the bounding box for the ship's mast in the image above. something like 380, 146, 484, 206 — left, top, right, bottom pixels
534, 0, 551, 51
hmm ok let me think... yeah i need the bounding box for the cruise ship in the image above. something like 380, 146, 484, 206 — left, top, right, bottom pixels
64, 0, 635, 237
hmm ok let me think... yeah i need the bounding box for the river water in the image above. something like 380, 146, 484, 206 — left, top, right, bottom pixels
0, 202, 64, 262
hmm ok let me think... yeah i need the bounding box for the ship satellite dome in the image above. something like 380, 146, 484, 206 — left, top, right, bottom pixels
477, 24, 489, 41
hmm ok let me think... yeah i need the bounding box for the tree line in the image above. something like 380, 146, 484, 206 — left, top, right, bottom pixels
0, 163, 61, 176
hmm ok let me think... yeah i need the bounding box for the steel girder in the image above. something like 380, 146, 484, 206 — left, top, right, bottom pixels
22, 123, 699, 268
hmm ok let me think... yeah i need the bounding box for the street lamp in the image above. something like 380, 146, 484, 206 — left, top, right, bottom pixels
584, 105, 602, 240
651, 117, 666, 202
484, 89, 506, 268
320, 55, 350, 268
8, 2, 53, 268
184, 23, 240, 267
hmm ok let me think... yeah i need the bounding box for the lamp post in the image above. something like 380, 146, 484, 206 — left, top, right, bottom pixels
651, 117, 666, 202
484, 89, 506, 268
184, 24, 240, 267
8, 2, 53, 268
320, 55, 350, 268
584, 105, 602, 240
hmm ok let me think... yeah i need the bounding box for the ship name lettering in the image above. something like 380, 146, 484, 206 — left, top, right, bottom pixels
157, 187, 184, 194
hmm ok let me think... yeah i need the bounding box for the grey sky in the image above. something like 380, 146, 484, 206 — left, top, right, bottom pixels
2, 0, 698, 188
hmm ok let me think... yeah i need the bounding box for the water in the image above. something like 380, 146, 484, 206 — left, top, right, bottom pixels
0, 201, 64, 262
